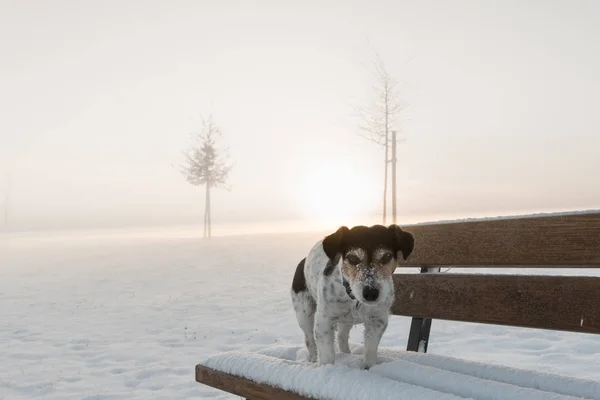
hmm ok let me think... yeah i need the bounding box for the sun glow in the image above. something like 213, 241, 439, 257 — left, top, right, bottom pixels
297, 163, 379, 227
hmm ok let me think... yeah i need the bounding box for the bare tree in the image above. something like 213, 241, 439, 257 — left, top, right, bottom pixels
181, 115, 232, 238
355, 51, 405, 224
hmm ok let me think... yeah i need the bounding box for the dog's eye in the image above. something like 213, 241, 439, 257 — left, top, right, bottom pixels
346, 254, 361, 266
380, 253, 393, 265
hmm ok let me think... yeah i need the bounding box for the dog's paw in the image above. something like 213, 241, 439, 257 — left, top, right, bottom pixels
318, 353, 335, 366
358, 361, 371, 370
308, 352, 317, 363
359, 358, 377, 370
318, 357, 335, 366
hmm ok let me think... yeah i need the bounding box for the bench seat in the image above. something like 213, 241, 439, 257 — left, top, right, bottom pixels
196, 344, 600, 400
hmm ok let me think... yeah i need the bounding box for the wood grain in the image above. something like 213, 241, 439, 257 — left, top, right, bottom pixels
399, 212, 600, 267
392, 273, 600, 334
195, 364, 315, 400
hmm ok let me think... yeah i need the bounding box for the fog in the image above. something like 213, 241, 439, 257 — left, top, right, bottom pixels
1, 0, 599, 235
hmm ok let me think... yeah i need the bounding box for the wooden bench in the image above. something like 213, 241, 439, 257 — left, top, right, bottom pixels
195, 211, 600, 399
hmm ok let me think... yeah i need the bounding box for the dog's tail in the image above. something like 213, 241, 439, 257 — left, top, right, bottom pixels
291, 258, 307, 293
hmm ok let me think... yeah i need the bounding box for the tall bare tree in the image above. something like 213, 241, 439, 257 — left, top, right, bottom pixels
181, 115, 232, 238
355, 52, 405, 224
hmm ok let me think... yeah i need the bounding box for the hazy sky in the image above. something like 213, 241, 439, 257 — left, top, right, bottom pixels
1, 0, 599, 232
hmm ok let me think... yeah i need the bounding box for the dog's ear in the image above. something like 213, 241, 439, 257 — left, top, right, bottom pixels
322, 226, 349, 260
389, 225, 415, 261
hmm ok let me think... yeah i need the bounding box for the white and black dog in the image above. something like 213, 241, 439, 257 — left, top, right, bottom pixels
290, 224, 415, 369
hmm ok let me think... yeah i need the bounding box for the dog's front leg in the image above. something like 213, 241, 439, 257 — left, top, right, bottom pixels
337, 323, 352, 354
314, 309, 335, 365
362, 315, 388, 369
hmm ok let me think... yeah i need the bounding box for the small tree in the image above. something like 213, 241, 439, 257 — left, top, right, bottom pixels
181, 115, 232, 238
355, 51, 405, 224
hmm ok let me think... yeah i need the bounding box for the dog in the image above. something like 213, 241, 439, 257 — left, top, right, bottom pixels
290, 224, 415, 369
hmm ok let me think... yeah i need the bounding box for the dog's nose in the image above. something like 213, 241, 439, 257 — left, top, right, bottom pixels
362, 286, 379, 302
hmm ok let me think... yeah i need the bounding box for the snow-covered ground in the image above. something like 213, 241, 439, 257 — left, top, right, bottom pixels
1, 227, 599, 399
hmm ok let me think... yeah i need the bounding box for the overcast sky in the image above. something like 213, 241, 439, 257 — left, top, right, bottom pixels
1, 0, 599, 232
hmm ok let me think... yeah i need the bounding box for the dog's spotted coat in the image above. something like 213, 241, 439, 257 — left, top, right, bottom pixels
290, 224, 415, 369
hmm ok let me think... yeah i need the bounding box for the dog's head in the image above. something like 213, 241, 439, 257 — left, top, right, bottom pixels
322, 224, 415, 305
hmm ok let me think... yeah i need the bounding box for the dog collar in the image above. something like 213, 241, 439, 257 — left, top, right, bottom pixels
342, 278, 356, 300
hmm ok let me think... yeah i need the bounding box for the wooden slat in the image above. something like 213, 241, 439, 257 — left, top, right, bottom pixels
400, 212, 600, 267
392, 273, 600, 334
195, 364, 314, 400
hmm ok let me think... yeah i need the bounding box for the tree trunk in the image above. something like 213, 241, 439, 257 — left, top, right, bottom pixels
204, 183, 209, 239
203, 209, 207, 238
383, 147, 388, 225
391, 130, 397, 224
383, 100, 389, 225
207, 185, 212, 238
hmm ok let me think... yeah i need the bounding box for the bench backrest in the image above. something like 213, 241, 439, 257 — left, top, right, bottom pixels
391, 212, 600, 337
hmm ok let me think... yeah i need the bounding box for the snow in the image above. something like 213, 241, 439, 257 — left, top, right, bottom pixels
1, 219, 600, 399
203, 347, 465, 400
203, 344, 600, 400
385, 351, 600, 399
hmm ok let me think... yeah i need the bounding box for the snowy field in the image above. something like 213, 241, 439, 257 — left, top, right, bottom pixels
1, 227, 600, 399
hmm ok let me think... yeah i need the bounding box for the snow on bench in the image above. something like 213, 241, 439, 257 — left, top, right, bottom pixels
198, 344, 600, 400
